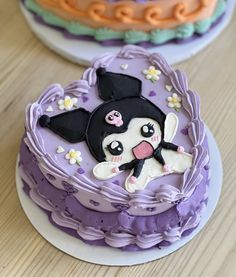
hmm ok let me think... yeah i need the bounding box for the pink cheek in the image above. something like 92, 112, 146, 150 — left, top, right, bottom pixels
151, 135, 160, 143
111, 156, 123, 162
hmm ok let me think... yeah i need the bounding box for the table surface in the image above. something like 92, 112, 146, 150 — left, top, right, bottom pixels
0, 1, 236, 276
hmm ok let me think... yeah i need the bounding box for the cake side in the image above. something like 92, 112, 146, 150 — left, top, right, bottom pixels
19, 45, 210, 250
19, 138, 209, 251
23, 0, 226, 45
34, 0, 217, 31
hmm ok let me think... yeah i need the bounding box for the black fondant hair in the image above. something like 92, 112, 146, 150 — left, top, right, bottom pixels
96, 68, 142, 101
38, 68, 174, 162
86, 97, 166, 161
38, 108, 90, 143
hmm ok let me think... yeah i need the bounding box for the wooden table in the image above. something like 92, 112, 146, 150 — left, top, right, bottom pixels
0, 1, 235, 276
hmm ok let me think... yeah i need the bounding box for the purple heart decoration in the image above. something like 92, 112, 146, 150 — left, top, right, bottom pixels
77, 167, 85, 174
82, 95, 89, 103
112, 180, 120, 186
89, 199, 100, 206
111, 203, 129, 211
148, 90, 157, 97
146, 207, 156, 212
46, 173, 56, 181
62, 181, 78, 194
181, 127, 188, 136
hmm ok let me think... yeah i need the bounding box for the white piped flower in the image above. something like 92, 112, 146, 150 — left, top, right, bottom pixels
65, 149, 82, 165
142, 66, 161, 82
167, 93, 182, 111
58, 96, 78, 111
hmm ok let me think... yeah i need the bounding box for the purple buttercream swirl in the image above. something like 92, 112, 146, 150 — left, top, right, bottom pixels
19, 141, 209, 250
64, 80, 91, 95
24, 45, 209, 213
22, 169, 205, 249
24, 172, 206, 249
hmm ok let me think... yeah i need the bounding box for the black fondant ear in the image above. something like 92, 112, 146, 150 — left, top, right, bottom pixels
38, 108, 90, 143
96, 68, 142, 101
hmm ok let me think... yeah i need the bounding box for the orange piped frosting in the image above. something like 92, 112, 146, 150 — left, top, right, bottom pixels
36, 0, 217, 31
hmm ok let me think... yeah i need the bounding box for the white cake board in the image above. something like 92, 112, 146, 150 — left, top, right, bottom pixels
16, 129, 222, 266
20, 1, 235, 66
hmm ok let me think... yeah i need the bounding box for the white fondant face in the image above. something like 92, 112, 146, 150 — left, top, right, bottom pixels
93, 113, 193, 193
102, 118, 162, 164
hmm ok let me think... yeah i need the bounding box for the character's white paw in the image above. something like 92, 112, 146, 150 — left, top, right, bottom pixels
177, 146, 185, 153
112, 167, 120, 174
163, 164, 171, 172
130, 176, 137, 183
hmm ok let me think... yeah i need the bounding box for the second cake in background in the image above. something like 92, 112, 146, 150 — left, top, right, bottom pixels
23, 0, 227, 46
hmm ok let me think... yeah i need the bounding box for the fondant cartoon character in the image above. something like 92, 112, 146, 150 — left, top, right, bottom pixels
39, 68, 192, 193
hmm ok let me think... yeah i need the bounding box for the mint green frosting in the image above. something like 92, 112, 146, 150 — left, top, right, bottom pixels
124, 31, 150, 44
25, 0, 226, 44
67, 22, 95, 36
95, 28, 123, 41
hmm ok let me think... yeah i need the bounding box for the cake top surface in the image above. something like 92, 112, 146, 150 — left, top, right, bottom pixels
24, 45, 208, 216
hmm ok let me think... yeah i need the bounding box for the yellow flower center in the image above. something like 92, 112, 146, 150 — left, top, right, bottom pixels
148, 69, 157, 76
64, 99, 72, 107
70, 152, 77, 159
173, 98, 179, 103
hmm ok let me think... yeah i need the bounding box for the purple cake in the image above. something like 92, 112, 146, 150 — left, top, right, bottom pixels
19, 45, 210, 251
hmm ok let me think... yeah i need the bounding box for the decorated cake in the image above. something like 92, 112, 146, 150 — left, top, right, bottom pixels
19, 45, 210, 251
22, 0, 226, 46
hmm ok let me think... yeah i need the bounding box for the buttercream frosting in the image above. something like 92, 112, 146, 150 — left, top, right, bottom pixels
19, 45, 211, 250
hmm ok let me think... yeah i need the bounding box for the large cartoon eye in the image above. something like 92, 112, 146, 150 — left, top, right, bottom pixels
141, 123, 155, 138
107, 141, 123, 156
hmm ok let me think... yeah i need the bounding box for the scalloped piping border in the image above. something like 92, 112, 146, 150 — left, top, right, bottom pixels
23, 45, 210, 213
